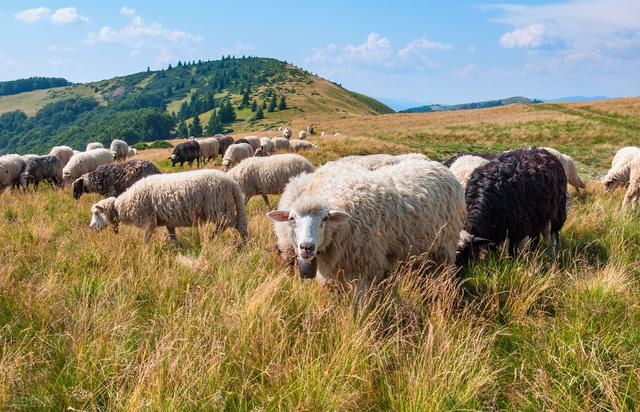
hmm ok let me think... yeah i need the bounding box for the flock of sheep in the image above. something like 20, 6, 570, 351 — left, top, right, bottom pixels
1, 129, 639, 296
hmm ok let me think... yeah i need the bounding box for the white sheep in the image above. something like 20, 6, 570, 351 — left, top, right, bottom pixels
260, 137, 274, 154
49, 145, 74, 167
86, 142, 105, 151
0, 154, 26, 191
288, 139, 318, 152
542, 147, 586, 193
298, 131, 307, 140
196, 137, 220, 163
222, 143, 253, 171
448, 155, 490, 190
283, 128, 293, 139
622, 158, 640, 210
271, 137, 291, 151
268, 159, 465, 294
110, 139, 129, 161
63, 149, 114, 185
127, 147, 138, 158
242, 136, 262, 151
89, 169, 248, 243
330, 153, 429, 170
602, 146, 640, 192
227, 154, 315, 207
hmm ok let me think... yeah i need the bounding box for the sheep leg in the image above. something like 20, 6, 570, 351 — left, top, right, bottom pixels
166, 227, 184, 248
550, 232, 559, 259
261, 194, 270, 208
143, 222, 156, 243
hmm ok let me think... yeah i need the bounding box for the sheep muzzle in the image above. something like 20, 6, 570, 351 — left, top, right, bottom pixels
297, 257, 317, 279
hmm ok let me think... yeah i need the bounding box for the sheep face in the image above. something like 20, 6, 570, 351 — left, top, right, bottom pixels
90, 204, 110, 231
268, 208, 350, 278
72, 178, 85, 200
602, 174, 627, 192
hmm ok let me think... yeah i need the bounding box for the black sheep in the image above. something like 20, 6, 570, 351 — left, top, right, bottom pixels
442, 151, 500, 168
458, 148, 567, 262
169, 141, 200, 167
20, 155, 63, 190
214, 135, 234, 157
72, 159, 160, 199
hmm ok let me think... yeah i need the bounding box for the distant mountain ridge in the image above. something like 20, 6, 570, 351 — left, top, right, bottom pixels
542, 96, 610, 103
401, 96, 541, 113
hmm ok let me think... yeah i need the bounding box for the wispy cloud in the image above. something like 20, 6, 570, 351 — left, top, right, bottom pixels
15, 6, 89, 25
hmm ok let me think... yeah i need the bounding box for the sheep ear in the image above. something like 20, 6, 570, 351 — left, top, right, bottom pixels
94, 204, 104, 211
267, 210, 290, 222
328, 210, 350, 223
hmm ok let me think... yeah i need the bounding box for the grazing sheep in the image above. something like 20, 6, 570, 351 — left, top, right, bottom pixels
73, 159, 161, 199
332, 153, 429, 170
127, 148, 138, 157
89, 169, 248, 243
458, 148, 567, 261
228, 154, 315, 207
260, 137, 274, 154
22, 154, 40, 162
442, 151, 499, 168
214, 135, 234, 157
86, 142, 105, 151
110, 139, 130, 162
283, 128, 293, 139
448, 155, 490, 190
602, 146, 640, 192
20, 155, 63, 190
298, 131, 307, 140
254, 147, 269, 157
541, 147, 586, 193
222, 143, 253, 171
49, 145, 74, 167
196, 137, 220, 163
242, 136, 261, 151
307, 126, 314, 135
272, 137, 291, 151
73, 150, 82, 155
63, 149, 114, 185
268, 159, 465, 293
289, 139, 318, 152
169, 140, 200, 167
622, 158, 640, 210
0, 154, 26, 191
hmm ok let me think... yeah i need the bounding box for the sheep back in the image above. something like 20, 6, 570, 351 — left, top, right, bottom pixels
0, 154, 26, 189
222, 143, 253, 170
63, 149, 114, 184
74, 159, 161, 199
49, 145, 74, 167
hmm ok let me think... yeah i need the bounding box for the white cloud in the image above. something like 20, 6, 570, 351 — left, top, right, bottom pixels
345, 33, 392, 63
47, 44, 76, 53
455, 64, 477, 78
398, 37, 453, 60
86, 7, 202, 48
500, 24, 555, 48
15, 6, 88, 25
51, 7, 89, 25
15, 7, 50, 23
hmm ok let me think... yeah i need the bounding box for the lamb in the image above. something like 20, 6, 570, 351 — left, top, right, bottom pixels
89, 169, 248, 244
222, 143, 253, 171
271, 137, 290, 151
127, 148, 138, 157
298, 131, 307, 140
601, 146, 640, 192
458, 148, 567, 261
196, 137, 220, 163
541, 147, 586, 193
228, 154, 315, 207
620, 158, 640, 210
0, 154, 26, 191
20, 155, 63, 190
448, 155, 490, 190
288, 139, 318, 152
283, 128, 293, 139
242, 136, 261, 151
268, 159, 465, 293
110, 139, 130, 162
49, 145, 74, 167
331, 153, 429, 170
72, 159, 161, 199
86, 142, 105, 151
260, 137, 274, 154
169, 140, 200, 167
63, 149, 115, 185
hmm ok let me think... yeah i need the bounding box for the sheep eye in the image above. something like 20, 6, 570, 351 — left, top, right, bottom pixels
288, 217, 295, 222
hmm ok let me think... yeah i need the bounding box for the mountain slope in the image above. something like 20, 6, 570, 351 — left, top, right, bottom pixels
401, 96, 540, 113
0, 57, 393, 154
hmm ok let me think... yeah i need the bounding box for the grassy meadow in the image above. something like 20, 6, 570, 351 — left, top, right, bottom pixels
2, 98, 640, 410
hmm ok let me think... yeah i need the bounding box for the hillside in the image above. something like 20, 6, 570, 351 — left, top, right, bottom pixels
401, 96, 540, 113
0, 57, 393, 154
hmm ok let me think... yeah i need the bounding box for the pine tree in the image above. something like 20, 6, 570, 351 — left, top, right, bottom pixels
239, 87, 250, 108
253, 105, 264, 120
261, 100, 267, 110
250, 99, 258, 112
189, 114, 203, 137
205, 111, 223, 135
268, 97, 276, 112
177, 121, 189, 138
278, 95, 287, 110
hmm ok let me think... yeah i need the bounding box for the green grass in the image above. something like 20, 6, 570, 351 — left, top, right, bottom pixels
2, 104, 640, 409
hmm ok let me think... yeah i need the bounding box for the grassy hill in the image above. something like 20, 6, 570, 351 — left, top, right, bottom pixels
0, 57, 393, 154
1, 97, 640, 409
401, 96, 540, 113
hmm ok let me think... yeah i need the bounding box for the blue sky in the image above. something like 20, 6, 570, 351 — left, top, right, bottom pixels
0, 0, 639, 107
